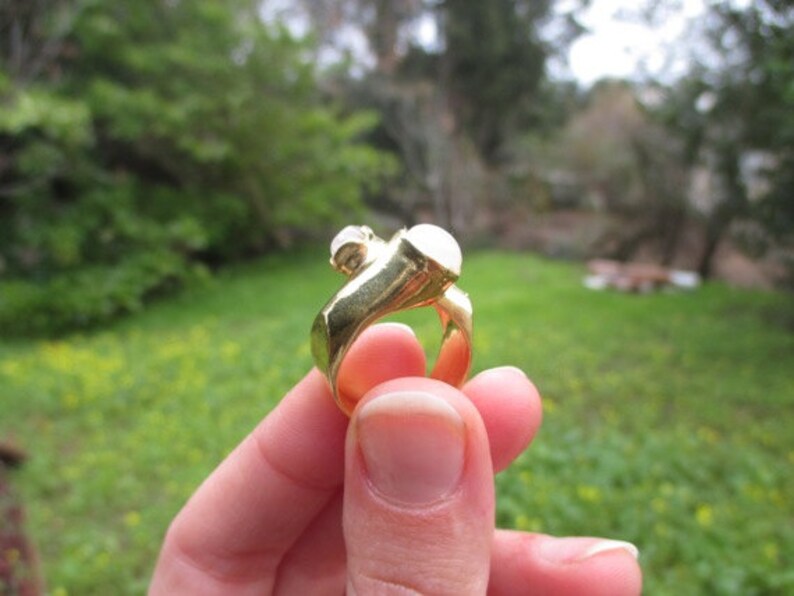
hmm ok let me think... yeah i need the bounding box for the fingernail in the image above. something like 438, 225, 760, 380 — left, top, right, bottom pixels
539, 537, 639, 564
376, 322, 416, 337
476, 366, 527, 379
580, 540, 639, 560
357, 391, 465, 505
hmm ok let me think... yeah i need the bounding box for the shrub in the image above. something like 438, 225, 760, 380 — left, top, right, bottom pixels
0, 0, 393, 335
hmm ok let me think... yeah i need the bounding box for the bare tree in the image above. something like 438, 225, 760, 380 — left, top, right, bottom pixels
366, 76, 483, 234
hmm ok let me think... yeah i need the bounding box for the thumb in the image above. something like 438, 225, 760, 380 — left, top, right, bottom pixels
344, 378, 494, 595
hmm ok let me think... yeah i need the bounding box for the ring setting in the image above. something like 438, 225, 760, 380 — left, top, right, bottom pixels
311, 224, 473, 416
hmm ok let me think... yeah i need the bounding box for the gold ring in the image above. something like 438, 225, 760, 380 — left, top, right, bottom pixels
311, 224, 473, 416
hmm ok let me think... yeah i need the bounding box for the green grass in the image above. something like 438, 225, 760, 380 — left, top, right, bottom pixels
1, 251, 792, 594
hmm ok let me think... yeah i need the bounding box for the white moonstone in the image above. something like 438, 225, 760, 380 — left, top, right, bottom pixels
405, 224, 462, 275
330, 225, 370, 257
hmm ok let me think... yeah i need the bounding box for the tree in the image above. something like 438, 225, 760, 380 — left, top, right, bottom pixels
661, 0, 794, 277
292, 0, 424, 75
545, 81, 690, 263
0, 0, 391, 334
440, 0, 555, 163
290, 0, 585, 240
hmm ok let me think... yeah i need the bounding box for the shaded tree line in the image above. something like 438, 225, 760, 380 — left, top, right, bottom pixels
660, 0, 794, 278
304, 0, 792, 284
298, 0, 580, 233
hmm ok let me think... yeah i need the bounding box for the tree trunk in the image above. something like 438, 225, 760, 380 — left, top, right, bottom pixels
660, 208, 687, 266
699, 145, 746, 278
697, 215, 729, 278
373, 0, 399, 75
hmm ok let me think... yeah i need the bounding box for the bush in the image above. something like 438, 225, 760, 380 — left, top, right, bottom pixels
0, 251, 206, 335
0, 0, 393, 335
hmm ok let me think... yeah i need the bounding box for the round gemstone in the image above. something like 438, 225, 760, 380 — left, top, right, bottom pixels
330, 225, 375, 274
405, 224, 462, 276
330, 225, 371, 258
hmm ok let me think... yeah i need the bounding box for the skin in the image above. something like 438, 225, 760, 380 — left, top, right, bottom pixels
150, 324, 642, 595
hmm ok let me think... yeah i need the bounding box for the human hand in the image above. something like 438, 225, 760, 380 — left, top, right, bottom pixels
150, 324, 641, 595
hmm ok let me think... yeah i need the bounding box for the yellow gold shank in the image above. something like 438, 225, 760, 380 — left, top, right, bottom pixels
311, 227, 473, 416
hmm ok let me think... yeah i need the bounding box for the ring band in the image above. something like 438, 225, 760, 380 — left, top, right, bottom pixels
311, 225, 473, 416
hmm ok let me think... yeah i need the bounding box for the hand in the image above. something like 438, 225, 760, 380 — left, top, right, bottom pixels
150, 324, 641, 595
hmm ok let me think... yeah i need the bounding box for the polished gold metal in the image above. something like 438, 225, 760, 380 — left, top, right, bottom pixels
311, 225, 473, 416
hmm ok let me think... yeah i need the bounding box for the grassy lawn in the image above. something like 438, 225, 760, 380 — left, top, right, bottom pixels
1, 251, 792, 594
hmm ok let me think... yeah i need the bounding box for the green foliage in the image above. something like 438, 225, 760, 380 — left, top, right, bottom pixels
0, 250, 205, 335
1, 252, 792, 594
442, 0, 554, 161
0, 0, 392, 335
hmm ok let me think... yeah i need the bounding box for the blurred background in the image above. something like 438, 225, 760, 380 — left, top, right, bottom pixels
1, 0, 792, 594
1, 0, 792, 332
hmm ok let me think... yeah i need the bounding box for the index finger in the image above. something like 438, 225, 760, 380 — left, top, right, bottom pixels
150, 324, 426, 594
